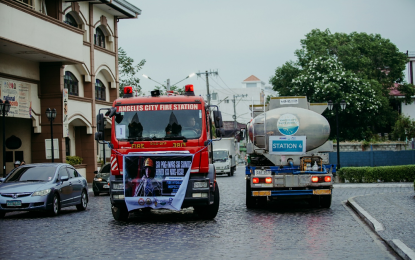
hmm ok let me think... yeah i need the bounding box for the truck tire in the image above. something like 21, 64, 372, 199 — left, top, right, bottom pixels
320, 195, 332, 208
246, 179, 256, 209
112, 204, 129, 221
194, 182, 220, 219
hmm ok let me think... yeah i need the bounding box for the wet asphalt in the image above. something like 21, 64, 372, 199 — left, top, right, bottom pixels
0, 165, 414, 260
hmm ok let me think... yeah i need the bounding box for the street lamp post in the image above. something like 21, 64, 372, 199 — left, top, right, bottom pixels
0, 99, 11, 177
45, 108, 57, 163
143, 73, 195, 93
328, 100, 346, 171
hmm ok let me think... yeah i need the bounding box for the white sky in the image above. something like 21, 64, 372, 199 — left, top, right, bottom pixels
119, 0, 415, 94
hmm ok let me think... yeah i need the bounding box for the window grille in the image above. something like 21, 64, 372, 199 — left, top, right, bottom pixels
95, 79, 106, 101
94, 28, 106, 48
64, 71, 79, 96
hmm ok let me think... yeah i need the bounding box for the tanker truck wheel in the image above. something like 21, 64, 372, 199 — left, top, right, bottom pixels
194, 182, 220, 219
246, 179, 256, 209
320, 195, 332, 208
112, 204, 129, 221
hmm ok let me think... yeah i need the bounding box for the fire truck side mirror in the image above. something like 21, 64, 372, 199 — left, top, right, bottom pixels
107, 107, 117, 118
213, 111, 223, 128
96, 113, 105, 136
215, 128, 225, 137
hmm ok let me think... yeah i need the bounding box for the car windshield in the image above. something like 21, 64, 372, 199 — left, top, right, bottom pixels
4, 166, 56, 182
114, 107, 202, 141
213, 150, 228, 161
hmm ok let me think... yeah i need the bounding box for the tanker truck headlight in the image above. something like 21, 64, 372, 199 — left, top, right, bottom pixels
113, 183, 124, 190
193, 181, 208, 188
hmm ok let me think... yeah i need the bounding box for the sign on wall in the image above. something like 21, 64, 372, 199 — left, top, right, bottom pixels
0, 77, 32, 119
63, 88, 69, 137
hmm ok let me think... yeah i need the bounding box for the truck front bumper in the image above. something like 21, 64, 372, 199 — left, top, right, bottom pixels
110, 174, 214, 208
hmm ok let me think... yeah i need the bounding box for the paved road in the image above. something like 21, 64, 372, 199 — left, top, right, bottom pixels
0, 166, 412, 259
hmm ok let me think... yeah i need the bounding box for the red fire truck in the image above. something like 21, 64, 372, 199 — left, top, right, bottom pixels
95, 85, 224, 221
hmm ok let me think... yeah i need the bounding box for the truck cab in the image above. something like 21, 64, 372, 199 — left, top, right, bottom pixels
96, 85, 224, 220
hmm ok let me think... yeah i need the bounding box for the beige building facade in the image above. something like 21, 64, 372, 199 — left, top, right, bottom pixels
0, 0, 141, 181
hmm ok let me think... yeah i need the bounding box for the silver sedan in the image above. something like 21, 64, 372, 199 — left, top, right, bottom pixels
0, 163, 88, 218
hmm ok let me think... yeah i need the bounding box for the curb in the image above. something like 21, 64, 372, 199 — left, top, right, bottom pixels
347, 196, 415, 260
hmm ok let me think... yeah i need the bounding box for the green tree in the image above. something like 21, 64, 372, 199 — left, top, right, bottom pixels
118, 47, 146, 97
153, 85, 185, 95
392, 114, 415, 141
270, 29, 413, 140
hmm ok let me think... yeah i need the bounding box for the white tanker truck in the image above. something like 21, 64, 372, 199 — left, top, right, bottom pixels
245, 96, 333, 208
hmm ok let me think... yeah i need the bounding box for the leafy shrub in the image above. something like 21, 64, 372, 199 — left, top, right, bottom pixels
338, 165, 415, 183
66, 156, 83, 166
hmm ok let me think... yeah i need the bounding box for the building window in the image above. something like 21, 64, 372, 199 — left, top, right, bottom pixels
64, 71, 79, 96
246, 83, 257, 88
94, 28, 105, 48
14, 0, 34, 9
64, 13, 78, 28
95, 79, 106, 101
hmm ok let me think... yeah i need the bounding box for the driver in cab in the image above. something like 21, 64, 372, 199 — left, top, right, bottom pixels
183, 116, 201, 135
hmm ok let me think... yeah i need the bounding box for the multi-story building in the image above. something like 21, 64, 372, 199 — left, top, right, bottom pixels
0, 0, 141, 181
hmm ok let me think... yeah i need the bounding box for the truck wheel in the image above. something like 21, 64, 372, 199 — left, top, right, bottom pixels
246, 179, 256, 209
112, 204, 129, 221
309, 196, 320, 208
320, 195, 332, 208
194, 182, 220, 219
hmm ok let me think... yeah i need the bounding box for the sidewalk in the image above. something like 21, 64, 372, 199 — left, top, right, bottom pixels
341, 183, 415, 260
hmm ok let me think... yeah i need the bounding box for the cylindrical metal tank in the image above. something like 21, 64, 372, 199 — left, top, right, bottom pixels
248, 107, 330, 152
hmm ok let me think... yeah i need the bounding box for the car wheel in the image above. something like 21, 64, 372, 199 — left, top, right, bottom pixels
76, 190, 88, 211
94, 191, 100, 196
0, 211, 6, 218
194, 182, 220, 219
112, 204, 129, 221
50, 194, 60, 216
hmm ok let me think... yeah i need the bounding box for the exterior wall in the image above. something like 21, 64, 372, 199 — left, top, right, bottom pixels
67, 99, 92, 128
0, 2, 83, 62
0, 118, 32, 173
402, 99, 415, 119
0, 53, 39, 81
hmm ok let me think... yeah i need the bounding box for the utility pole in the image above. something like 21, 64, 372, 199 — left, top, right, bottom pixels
196, 70, 218, 106
232, 94, 248, 130
166, 79, 170, 92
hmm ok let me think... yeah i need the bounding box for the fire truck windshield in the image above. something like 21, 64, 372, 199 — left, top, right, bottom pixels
114, 109, 202, 141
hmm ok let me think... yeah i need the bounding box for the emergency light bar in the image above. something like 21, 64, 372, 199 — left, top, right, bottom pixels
123, 86, 133, 98
185, 84, 195, 96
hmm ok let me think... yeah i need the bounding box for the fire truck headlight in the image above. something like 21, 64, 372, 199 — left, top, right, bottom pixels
113, 183, 124, 190
193, 181, 208, 189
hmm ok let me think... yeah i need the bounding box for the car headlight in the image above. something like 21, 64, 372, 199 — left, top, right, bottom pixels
94, 178, 103, 181
113, 183, 124, 190
225, 165, 230, 169
32, 189, 51, 196
193, 181, 208, 188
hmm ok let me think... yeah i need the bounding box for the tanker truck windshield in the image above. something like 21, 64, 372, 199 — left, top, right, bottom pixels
114, 109, 202, 140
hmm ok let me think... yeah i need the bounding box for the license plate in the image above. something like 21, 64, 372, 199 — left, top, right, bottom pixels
103, 185, 110, 188
313, 189, 331, 195
7, 200, 22, 207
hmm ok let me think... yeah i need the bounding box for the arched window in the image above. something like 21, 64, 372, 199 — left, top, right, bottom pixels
64, 71, 79, 96
64, 13, 78, 28
94, 27, 105, 48
95, 79, 106, 101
